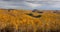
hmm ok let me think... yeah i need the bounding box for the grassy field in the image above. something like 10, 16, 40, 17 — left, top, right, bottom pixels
0, 9, 60, 32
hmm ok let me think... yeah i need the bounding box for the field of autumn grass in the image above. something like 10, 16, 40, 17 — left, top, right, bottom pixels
0, 9, 60, 32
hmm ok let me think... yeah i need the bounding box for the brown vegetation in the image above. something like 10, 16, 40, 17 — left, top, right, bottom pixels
0, 9, 60, 32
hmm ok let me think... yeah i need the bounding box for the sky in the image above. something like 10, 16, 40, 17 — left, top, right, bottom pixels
0, 0, 60, 10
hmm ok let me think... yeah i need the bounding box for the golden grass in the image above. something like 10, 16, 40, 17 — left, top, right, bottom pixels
0, 9, 60, 32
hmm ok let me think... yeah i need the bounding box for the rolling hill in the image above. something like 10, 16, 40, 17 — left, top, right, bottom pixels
0, 9, 60, 32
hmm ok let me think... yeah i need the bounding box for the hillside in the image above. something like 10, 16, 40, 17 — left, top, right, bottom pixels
0, 9, 60, 32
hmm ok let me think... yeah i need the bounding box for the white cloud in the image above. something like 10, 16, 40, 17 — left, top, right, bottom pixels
0, 0, 60, 10
50, 2, 60, 9
25, 2, 42, 8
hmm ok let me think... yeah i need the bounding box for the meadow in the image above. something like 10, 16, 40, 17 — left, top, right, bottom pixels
0, 9, 60, 32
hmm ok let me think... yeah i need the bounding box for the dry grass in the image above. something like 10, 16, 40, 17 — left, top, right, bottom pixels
0, 9, 60, 32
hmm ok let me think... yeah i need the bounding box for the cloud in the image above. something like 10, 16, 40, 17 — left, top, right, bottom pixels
0, 0, 60, 10
25, 2, 42, 8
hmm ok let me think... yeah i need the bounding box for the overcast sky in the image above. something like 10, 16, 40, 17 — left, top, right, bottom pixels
0, 0, 60, 10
